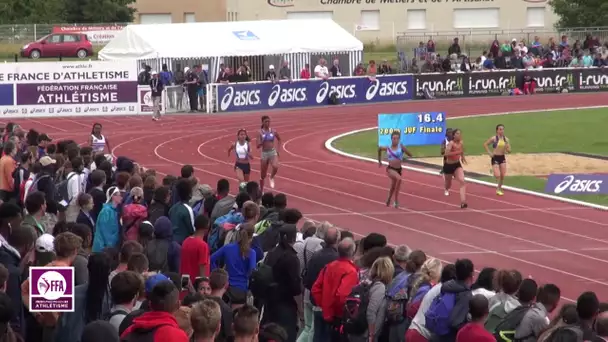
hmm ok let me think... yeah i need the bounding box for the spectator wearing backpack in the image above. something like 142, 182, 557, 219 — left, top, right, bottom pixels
107, 271, 143, 332
263, 224, 302, 342
55, 252, 113, 342
537, 304, 578, 342
311, 237, 358, 342
209, 179, 235, 224
210, 223, 256, 307
391, 244, 411, 276
485, 269, 523, 333
425, 258, 474, 342
170, 165, 195, 207
0, 141, 17, 203
569, 291, 602, 342
108, 241, 144, 285
347, 256, 393, 342
147, 186, 170, 225
87, 170, 107, 221
65, 157, 86, 223
301, 225, 339, 342
22, 191, 47, 236
145, 216, 181, 274
455, 294, 494, 342
122, 187, 148, 242
169, 179, 195, 245
92, 188, 123, 253
22, 161, 40, 206
0, 204, 36, 338
254, 192, 286, 236
470, 267, 496, 300
32, 156, 59, 215
406, 264, 457, 342
120, 280, 189, 342
13, 150, 32, 207
514, 283, 560, 342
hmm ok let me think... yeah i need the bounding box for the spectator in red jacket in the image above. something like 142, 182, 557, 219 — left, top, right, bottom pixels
120, 280, 189, 342
312, 237, 358, 342
300, 64, 311, 79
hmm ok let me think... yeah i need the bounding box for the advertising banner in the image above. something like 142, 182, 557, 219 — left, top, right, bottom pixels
0, 60, 139, 117
378, 112, 446, 146
138, 86, 166, 114
52, 25, 125, 45
545, 174, 608, 195
215, 74, 414, 112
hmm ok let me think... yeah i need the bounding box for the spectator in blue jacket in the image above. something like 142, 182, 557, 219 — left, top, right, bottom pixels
210, 222, 256, 307
92, 188, 123, 252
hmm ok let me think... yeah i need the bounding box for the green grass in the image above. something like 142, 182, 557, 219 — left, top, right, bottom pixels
332, 108, 608, 206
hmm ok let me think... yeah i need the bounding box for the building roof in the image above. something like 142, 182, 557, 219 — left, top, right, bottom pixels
98, 19, 363, 60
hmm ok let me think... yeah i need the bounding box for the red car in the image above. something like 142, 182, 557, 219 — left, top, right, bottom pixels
21, 33, 93, 59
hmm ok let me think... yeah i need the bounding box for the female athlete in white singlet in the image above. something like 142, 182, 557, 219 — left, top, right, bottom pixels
228, 129, 252, 183
90, 123, 110, 154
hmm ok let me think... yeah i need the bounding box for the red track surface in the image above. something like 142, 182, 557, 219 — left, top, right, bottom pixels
12, 93, 608, 302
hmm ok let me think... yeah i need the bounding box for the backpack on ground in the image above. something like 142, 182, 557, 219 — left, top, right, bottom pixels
385, 271, 410, 324
424, 291, 457, 336
249, 260, 276, 300
144, 239, 170, 273
342, 280, 376, 336
485, 303, 510, 333
492, 305, 533, 342
545, 324, 584, 342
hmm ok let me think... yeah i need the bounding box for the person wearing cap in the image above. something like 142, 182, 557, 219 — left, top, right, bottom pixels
37, 134, 52, 159
150, 70, 164, 121
265, 65, 277, 82
0, 141, 17, 203
92, 187, 123, 253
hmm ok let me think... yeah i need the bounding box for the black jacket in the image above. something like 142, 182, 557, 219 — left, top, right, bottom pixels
88, 187, 106, 221
303, 245, 338, 290
0, 244, 25, 337
264, 244, 302, 307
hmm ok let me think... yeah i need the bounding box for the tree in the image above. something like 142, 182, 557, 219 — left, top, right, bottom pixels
65, 0, 136, 23
549, 0, 608, 28
0, 0, 135, 25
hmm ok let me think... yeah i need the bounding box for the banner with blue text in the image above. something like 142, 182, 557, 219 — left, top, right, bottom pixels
215, 75, 414, 112
377, 112, 446, 146
545, 174, 608, 195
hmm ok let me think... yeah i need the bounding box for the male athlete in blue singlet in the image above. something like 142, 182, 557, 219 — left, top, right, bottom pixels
483, 124, 510, 196
377, 131, 413, 208
257, 115, 281, 190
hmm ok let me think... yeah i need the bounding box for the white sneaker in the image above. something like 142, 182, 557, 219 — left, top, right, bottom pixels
444, 190, 449, 196
269, 177, 275, 189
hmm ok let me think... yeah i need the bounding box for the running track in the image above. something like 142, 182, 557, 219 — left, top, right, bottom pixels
13, 93, 608, 302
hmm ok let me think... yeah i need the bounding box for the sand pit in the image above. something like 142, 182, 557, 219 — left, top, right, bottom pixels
414, 153, 608, 176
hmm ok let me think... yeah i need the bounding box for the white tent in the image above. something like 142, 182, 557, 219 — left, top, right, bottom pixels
98, 19, 363, 60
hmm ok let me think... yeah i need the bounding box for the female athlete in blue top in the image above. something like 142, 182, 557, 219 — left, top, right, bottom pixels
377, 131, 413, 208
483, 124, 510, 196
227, 129, 252, 183
257, 115, 281, 190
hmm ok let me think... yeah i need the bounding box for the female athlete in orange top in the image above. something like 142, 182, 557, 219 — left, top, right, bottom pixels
442, 128, 468, 208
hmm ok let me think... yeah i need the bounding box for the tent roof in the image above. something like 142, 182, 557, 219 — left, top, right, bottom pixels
98, 19, 363, 60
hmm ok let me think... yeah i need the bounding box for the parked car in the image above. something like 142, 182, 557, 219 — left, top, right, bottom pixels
21, 33, 93, 59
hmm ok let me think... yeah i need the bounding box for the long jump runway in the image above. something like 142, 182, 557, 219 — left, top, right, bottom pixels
13, 92, 608, 302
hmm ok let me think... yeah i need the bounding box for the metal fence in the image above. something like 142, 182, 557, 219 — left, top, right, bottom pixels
0, 23, 129, 45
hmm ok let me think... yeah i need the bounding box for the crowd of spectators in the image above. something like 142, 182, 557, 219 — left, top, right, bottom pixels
409, 34, 608, 73
0, 122, 606, 342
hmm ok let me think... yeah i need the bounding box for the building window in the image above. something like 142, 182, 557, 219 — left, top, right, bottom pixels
139, 14, 172, 25
526, 7, 545, 27
407, 9, 426, 30
184, 13, 195, 23
453, 8, 499, 29
358, 10, 380, 31
286, 11, 333, 20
